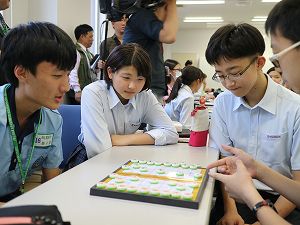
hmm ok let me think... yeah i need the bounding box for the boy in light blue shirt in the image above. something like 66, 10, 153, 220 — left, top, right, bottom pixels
0, 22, 76, 202
206, 23, 300, 224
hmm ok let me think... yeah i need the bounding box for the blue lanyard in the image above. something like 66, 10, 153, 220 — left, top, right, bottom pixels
3, 84, 42, 193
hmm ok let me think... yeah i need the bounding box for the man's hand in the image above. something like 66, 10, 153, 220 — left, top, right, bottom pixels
75, 92, 81, 103
207, 145, 257, 178
97, 60, 105, 69
209, 160, 258, 203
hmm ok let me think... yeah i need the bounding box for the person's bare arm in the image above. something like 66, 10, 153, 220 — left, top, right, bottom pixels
111, 133, 154, 146
207, 145, 300, 208
157, 0, 178, 43
258, 168, 300, 209
209, 160, 292, 225
244, 187, 291, 225
42, 168, 61, 182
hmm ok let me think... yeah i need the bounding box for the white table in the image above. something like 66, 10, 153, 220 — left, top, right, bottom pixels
4, 144, 219, 225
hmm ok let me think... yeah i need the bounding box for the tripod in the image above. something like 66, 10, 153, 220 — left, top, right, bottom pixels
99, 16, 109, 80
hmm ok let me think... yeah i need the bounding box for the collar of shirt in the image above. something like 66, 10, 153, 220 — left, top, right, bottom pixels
7, 85, 41, 141
112, 34, 122, 45
232, 75, 277, 115
182, 85, 193, 95
107, 84, 137, 110
6, 85, 41, 170
77, 42, 87, 52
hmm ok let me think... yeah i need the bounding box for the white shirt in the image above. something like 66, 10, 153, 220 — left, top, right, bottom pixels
79, 80, 179, 158
69, 50, 81, 92
209, 75, 300, 179
69, 43, 94, 92
164, 85, 194, 129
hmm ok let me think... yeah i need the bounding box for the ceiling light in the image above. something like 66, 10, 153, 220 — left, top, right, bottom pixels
251, 16, 268, 22
177, 1, 225, 5
261, 0, 281, 2
184, 17, 224, 23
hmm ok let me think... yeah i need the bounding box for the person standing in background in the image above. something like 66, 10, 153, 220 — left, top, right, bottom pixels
123, 0, 178, 104
0, 0, 10, 85
98, 15, 127, 71
0, 0, 10, 45
68, 24, 97, 104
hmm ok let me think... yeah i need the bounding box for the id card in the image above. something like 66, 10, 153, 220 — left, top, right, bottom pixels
35, 134, 53, 147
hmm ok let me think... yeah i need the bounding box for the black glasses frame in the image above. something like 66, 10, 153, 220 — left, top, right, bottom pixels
212, 57, 257, 83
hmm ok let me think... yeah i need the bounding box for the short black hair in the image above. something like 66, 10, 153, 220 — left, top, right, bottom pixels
267, 67, 276, 74
267, 66, 282, 75
265, 0, 300, 43
205, 23, 265, 65
74, 24, 93, 40
164, 59, 180, 70
0, 22, 77, 86
185, 60, 192, 67
166, 66, 206, 103
104, 43, 151, 91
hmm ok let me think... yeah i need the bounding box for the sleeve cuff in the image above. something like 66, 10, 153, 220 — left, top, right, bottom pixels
73, 86, 81, 92
146, 129, 167, 146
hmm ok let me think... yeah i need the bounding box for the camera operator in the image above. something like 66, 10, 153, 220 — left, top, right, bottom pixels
98, 14, 127, 70
123, 0, 178, 104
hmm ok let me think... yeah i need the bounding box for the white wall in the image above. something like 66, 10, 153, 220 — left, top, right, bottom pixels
3, 0, 29, 26
3, 0, 94, 50
28, 0, 57, 24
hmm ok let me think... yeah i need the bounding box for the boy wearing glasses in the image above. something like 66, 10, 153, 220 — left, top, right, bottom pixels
206, 23, 300, 225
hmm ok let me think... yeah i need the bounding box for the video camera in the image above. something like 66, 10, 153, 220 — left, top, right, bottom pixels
99, 0, 166, 21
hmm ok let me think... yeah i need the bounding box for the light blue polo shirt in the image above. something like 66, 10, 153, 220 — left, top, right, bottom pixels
0, 85, 63, 197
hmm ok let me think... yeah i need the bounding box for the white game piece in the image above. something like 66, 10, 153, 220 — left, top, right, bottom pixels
193, 173, 202, 179
150, 189, 160, 196
107, 183, 117, 190
96, 182, 107, 189
171, 163, 180, 168
132, 164, 140, 169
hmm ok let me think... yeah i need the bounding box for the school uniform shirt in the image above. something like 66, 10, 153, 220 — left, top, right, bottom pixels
79, 80, 179, 158
0, 85, 63, 198
209, 75, 300, 179
164, 85, 194, 129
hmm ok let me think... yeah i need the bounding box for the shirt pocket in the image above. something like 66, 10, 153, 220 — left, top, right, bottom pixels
259, 131, 289, 164
125, 119, 141, 134
31, 155, 45, 171
29, 147, 51, 170
0, 170, 21, 197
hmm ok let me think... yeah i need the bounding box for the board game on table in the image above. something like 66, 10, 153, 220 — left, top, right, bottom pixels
90, 159, 208, 209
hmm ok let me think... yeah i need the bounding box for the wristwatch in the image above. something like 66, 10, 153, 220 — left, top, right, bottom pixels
253, 199, 278, 215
